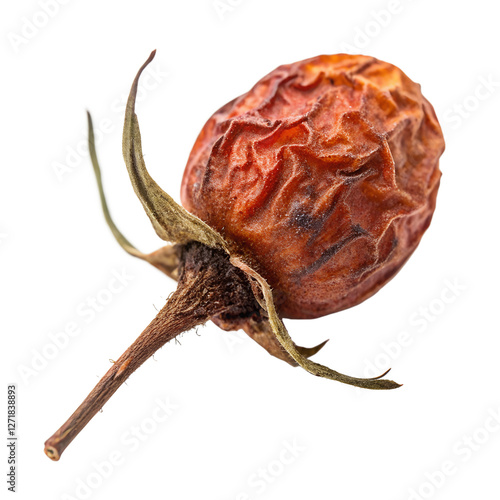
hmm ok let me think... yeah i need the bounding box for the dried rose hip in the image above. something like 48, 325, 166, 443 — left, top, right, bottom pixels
44, 51, 444, 461
181, 54, 444, 319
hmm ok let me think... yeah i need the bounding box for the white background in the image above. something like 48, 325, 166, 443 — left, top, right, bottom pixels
1, 1, 499, 499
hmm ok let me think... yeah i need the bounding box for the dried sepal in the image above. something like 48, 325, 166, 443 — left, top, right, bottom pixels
87, 111, 179, 280
212, 313, 329, 367
231, 256, 401, 390
122, 50, 228, 252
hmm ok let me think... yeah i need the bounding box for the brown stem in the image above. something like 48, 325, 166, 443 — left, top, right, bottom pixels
44, 288, 199, 460
44, 242, 259, 461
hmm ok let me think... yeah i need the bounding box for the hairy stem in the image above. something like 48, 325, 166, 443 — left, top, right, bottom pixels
44, 242, 256, 461
44, 279, 203, 460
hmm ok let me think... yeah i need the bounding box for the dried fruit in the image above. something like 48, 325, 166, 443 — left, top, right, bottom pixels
182, 54, 444, 319
44, 51, 444, 461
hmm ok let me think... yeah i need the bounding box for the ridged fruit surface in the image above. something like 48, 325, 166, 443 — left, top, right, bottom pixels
181, 54, 445, 319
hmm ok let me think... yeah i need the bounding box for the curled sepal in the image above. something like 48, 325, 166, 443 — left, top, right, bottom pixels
122, 50, 228, 252
230, 257, 402, 390
212, 314, 329, 367
87, 111, 179, 280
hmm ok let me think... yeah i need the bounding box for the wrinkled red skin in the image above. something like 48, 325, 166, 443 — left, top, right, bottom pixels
181, 54, 445, 319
